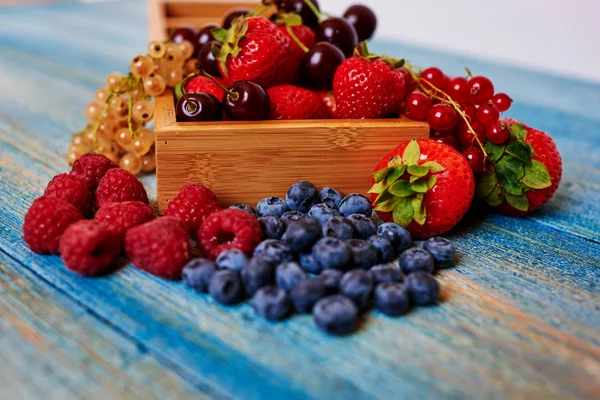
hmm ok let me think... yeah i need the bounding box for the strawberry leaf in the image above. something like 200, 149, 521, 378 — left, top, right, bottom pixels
407, 165, 429, 177
486, 186, 504, 207
496, 155, 524, 196
374, 190, 392, 204
386, 165, 406, 185
393, 198, 414, 227
211, 28, 230, 43
373, 167, 392, 183
476, 171, 498, 198
374, 198, 398, 212
387, 155, 403, 167
510, 123, 527, 141
388, 180, 414, 197
411, 179, 429, 193
402, 140, 420, 165
506, 142, 532, 165
426, 176, 437, 189
409, 174, 421, 183
522, 160, 552, 189
412, 196, 426, 225
506, 192, 529, 211
421, 161, 445, 173
484, 141, 506, 162
282, 12, 302, 26
368, 181, 387, 194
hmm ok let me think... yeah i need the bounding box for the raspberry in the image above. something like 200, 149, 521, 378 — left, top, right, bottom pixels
43, 173, 92, 216
59, 220, 121, 276
95, 168, 149, 210
95, 201, 154, 241
70, 153, 117, 190
164, 184, 220, 236
198, 209, 263, 260
125, 217, 191, 279
23, 197, 84, 254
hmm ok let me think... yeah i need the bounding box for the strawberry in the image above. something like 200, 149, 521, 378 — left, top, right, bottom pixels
333, 44, 405, 119
278, 24, 315, 62
370, 139, 475, 239
476, 119, 562, 216
317, 90, 336, 117
214, 17, 294, 88
268, 85, 329, 120
184, 76, 225, 100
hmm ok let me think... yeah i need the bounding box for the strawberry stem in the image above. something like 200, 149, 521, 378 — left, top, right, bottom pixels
285, 25, 309, 53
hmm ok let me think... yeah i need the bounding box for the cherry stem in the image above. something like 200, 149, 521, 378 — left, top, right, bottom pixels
303, 0, 322, 21
199, 69, 239, 101
286, 24, 309, 53
246, 3, 272, 17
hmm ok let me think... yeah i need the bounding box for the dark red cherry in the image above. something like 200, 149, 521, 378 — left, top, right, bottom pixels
223, 81, 270, 121
198, 41, 222, 78
300, 42, 345, 89
222, 8, 250, 29
195, 24, 217, 56
176, 92, 223, 122
282, 0, 321, 30
316, 17, 358, 58
171, 27, 197, 45
343, 5, 377, 42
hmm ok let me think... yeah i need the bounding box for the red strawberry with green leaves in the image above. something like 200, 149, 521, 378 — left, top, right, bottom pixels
267, 84, 329, 120
370, 139, 475, 239
476, 119, 562, 216
273, 13, 316, 62
182, 75, 225, 100
213, 16, 294, 88
333, 43, 405, 119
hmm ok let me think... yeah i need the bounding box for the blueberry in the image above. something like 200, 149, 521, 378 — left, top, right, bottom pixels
258, 215, 286, 240
312, 237, 351, 271
280, 210, 306, 226
216, 249, 248, 271
241, 257, 275, 296
405, 271, 440, 306
346, 239, 378, 269
299, 252, 321, 273
320, 269, 343, 294
377, 223, 411, 255
423, 237, 456, 269
322, 216, 355, 240
257, 196, 288, 217
369, 263, 403, 284
182, 258, 217, 293
290, 278, 327, 313
208, 269, 243, 305
229, 203, 258, 218
252, 286, 293, 320
308, 203, 340, 224
367, 235, 395, 263
281, 217, 322, 253
347, 214, 377, 239
253, 239, 294, 265
318, 187, 342, 209
286, 180, 318, 213
374, 282, 410, 316
313, 295, 359, 335
275, 261, 307, 290
398, 248, 434, 274
338, 193, 372, 217
339, 269, 374, 310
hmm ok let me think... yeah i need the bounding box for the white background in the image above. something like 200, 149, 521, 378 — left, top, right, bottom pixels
325, 0, 600, 83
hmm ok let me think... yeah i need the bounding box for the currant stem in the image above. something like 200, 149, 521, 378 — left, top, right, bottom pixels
303, 0, 322, 21
285, 24, 309, 53
199, 69, 240, 101
127, 87, 134, 139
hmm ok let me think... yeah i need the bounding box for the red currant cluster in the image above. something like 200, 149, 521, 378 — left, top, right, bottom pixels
399, 66, 513, 174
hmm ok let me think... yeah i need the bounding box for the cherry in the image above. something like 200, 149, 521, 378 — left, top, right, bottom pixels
404, 91, 432, 121
465, 76, 494, 105
462, 147, 485, 174
316, 17, 359, 58
420, 67, 446, 92
195, 24, 217, 56
282, 0, 321, 30
222, 8, 250, 29
487, 121, 510, 144
446, 76, 468, 103
198, 41, 222, 78
458, 121, 487, 148
431, 130, 460, 150
300, 42, 345, 89
176, 92, 223, 122
171, 27, 197, 45
343, 5, 377, 42
222, 81, 270, 120
476, 102, 500, 128
397, 67, 417, 93
493, 92, 512, 112
427, 103, 458, 131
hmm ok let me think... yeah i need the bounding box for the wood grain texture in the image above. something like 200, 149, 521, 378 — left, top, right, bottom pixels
0, 0, 599, 399
155, 90, 429, 212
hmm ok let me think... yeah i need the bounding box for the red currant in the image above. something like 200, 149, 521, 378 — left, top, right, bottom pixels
419, 67, 446, 92
430, 129, 460, 150
427, 103, 458, 131
476, 102, 500, 128
458, 121, 487, 148
462, 147, 485, 174
404, 91, 432, 121
446, 77, 468, 103
397, 67, 418, 93
487, 121, 510, 144
465, 76, 494, 105
460, 103, 477, 122
492, 92, 512, 112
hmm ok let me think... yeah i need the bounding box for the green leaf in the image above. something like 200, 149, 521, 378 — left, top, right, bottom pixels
387, 154, 403, 167
402, 140, 420, 165
374, 189, 392, 204
522, 160, 552, 189
373, 167, 392, 183
412, 196, 426, 225
407, 165, 429, 177
386, 165, 406, 185
510, 123, 527, 141
367, 181, 387, 194
411, 179, 429, 193
393, 198, 414, 227
421, 161, 445, 173
211, 28, 229, 43
374, 198, 398, 212
282, 12, 303, 26
409, 174, 421, 183
506, 142, 532, 165
506, 192, 529, 212
426, 176, 437, 189
496, 155, 525, 196
484, 141, 506, 162
388, 180, 414, 197
485, 186, 504, 207
476, 172, 498, 198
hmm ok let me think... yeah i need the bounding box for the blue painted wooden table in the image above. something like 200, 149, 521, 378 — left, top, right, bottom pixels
1, 1, 599, 399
